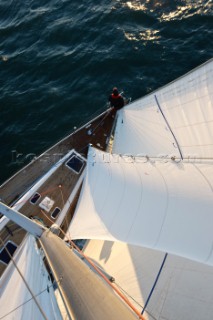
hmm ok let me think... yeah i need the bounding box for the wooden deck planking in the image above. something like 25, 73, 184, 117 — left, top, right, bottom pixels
0, 110, 114, 277
0, 111, 113, 205
0, 163, 84, 276
19, 163, 85, 227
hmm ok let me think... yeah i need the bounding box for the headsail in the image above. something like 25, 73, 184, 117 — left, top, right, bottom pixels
67, 147, 213, 265
113, 59, 213, 159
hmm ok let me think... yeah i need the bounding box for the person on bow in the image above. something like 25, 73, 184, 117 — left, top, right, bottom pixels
108, 87, 124, 113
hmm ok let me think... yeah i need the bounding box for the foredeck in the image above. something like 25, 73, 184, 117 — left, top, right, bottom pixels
0, 110, 115, 276
0, 110, 114, 205
20, 157, 85, 224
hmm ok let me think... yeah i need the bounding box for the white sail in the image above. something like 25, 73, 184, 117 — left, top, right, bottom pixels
0, 235, 62, 320
67, 147, 213, 265
113, 59, 213, 159
83, 239, 213, 320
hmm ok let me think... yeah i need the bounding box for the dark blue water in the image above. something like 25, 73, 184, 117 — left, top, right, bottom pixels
0, 0, 212, 184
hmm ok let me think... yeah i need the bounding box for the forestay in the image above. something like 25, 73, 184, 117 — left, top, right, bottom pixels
113, 59, 213, 159
0, 235, 62, 320
67, 147, 213, 266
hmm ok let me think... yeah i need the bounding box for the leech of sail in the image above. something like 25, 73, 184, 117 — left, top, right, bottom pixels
141, 252, 168, 315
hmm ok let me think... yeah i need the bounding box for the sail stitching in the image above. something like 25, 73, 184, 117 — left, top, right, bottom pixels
108, 159, 127, 230
152, 163, 170, 247
124, 161, 144, 241
128, 110, 175, 151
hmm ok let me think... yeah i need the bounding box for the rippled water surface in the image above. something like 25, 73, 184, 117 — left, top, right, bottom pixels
0, 0, 212, 183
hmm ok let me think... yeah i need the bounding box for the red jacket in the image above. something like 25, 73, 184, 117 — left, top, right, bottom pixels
109, 94, 124, 110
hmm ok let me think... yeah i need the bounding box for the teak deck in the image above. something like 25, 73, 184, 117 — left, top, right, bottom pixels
0, 110, 115, 276
0, 110, 114, 205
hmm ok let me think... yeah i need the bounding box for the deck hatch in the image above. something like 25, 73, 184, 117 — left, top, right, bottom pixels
51, 207, 61, 219
0, 241, 17, 265
30, 192, 41, 204
39, 196, 54, 212
66, 153, 85, 174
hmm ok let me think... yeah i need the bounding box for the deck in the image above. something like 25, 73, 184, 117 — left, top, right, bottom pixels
0, 109, 115, 276
0, 109, 114, 205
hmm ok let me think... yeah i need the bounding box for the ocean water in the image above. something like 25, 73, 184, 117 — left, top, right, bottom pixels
0, 0, 212, 184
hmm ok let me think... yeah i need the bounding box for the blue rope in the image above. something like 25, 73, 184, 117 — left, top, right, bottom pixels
141, 252, 168, 315
154, 95, 183, 160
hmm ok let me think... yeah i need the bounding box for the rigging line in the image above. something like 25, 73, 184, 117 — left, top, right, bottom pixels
115, 282, 158, 320
87, 108, 112, 135
141, 252, 168, 316
75, 103, 109, 130
115, 282, 143, 308
0, 236, 48, 320
69, 243, 146, 320
58, 185, 69, 230
39, 210, 146, 320
154, 94, 183, 160
0, 277, 62, 320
